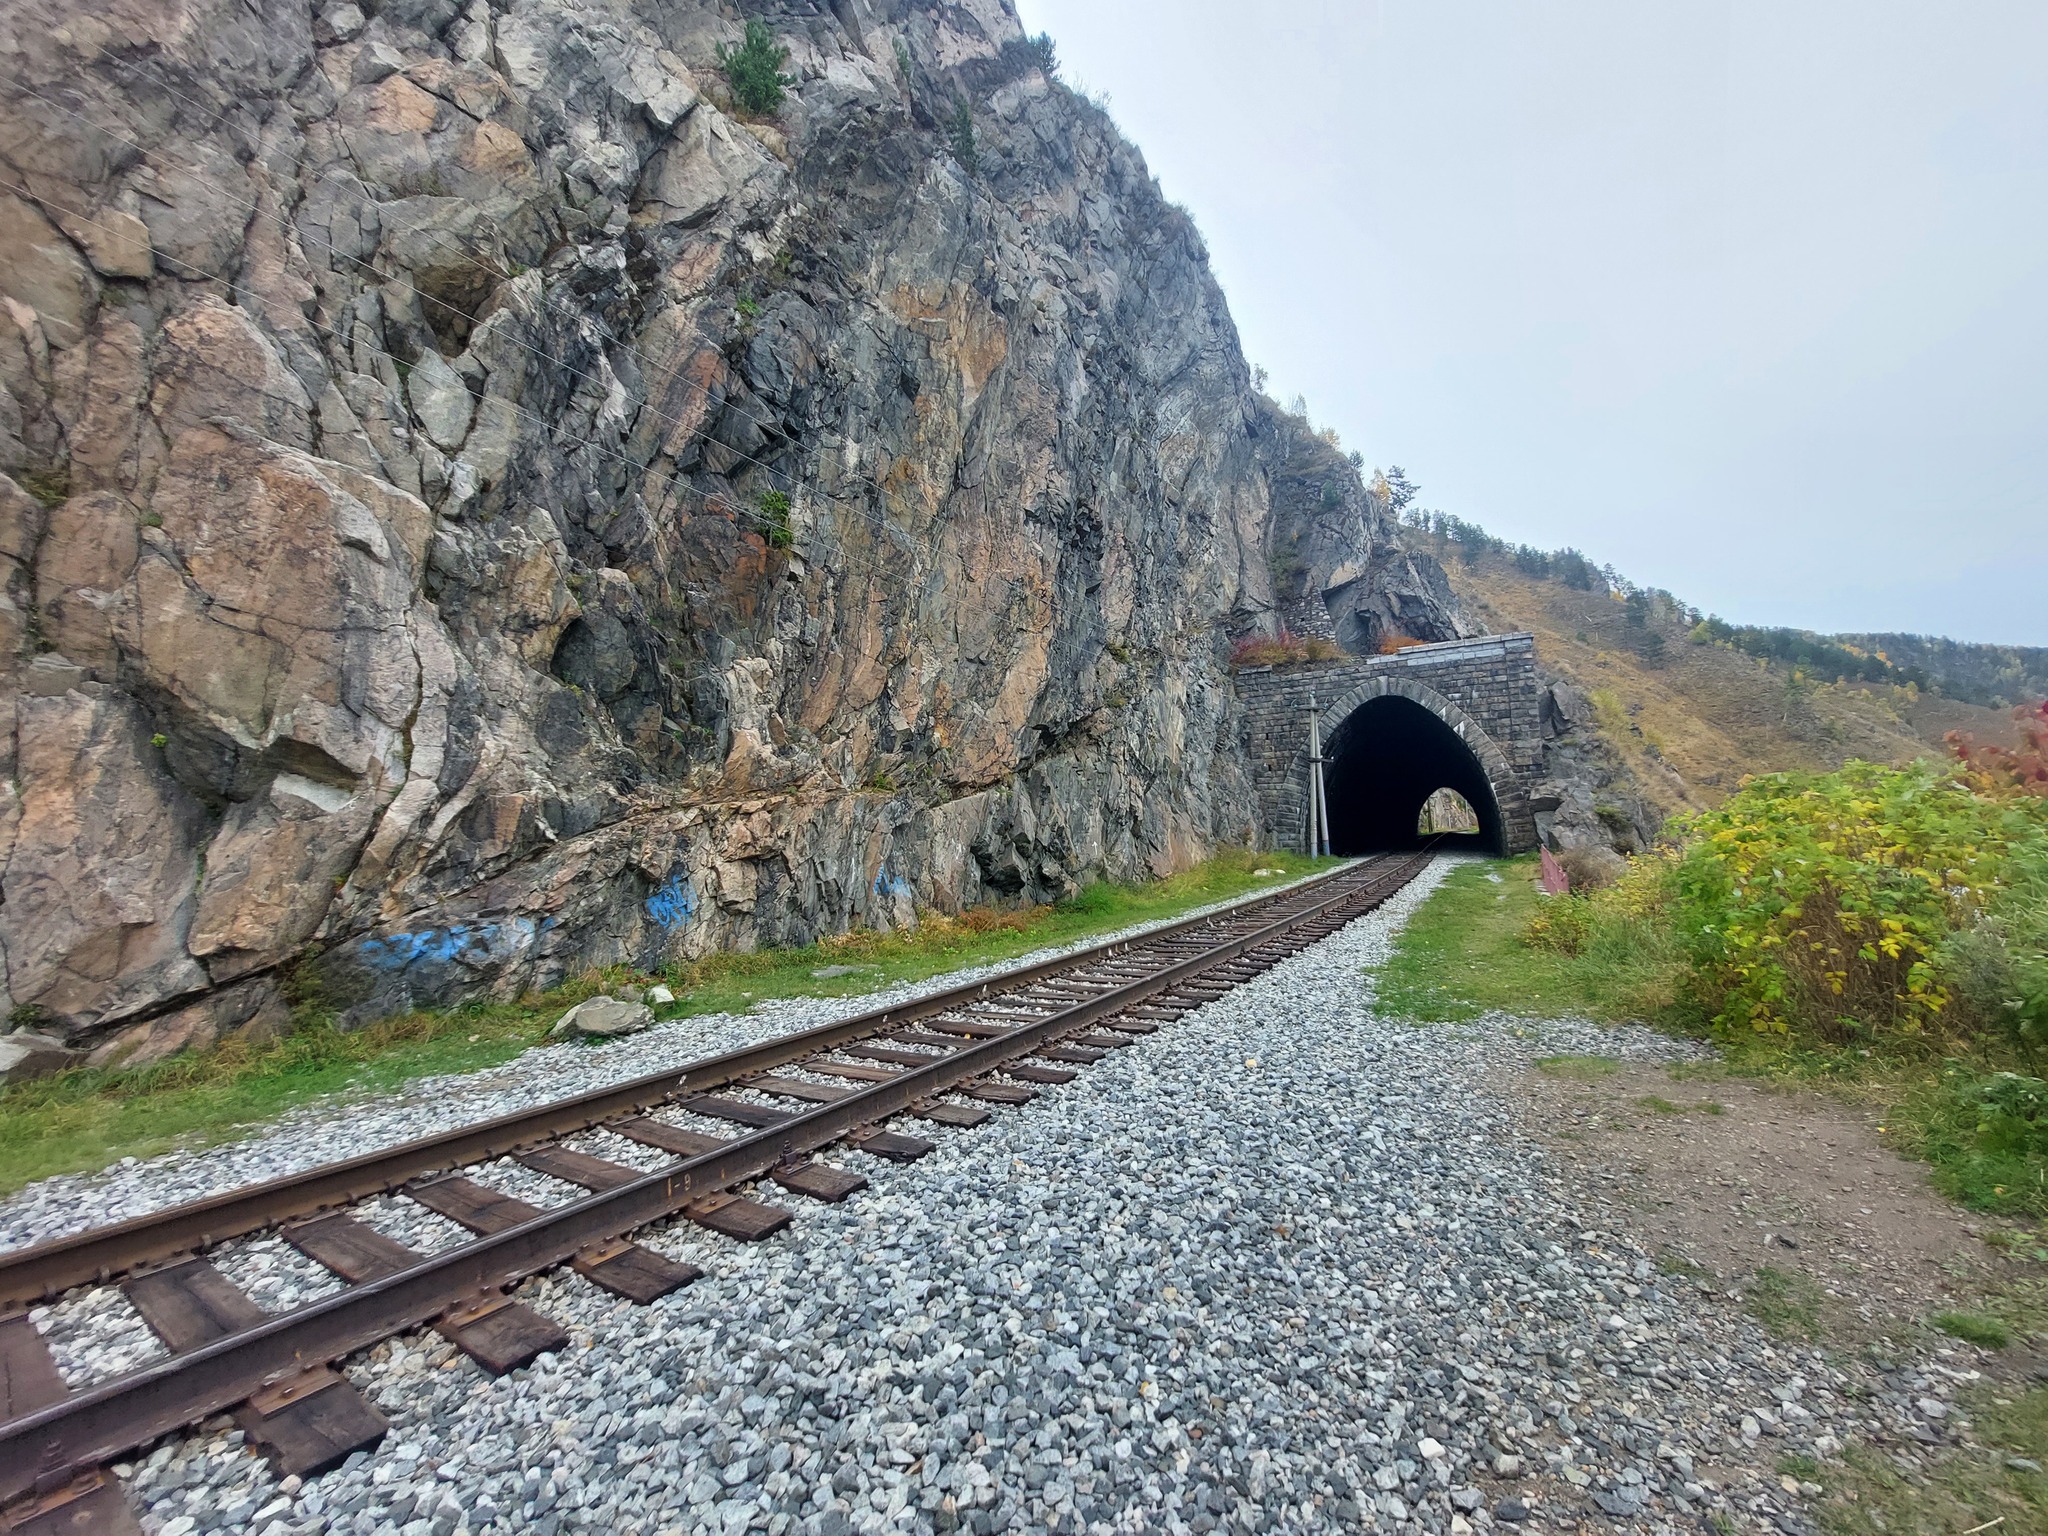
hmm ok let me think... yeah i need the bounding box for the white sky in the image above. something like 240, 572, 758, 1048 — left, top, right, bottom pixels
1010, 0, 2048, 645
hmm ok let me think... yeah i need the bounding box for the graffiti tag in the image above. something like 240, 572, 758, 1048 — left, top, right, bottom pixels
358, 916, 545, 972
646, 871, 698, 931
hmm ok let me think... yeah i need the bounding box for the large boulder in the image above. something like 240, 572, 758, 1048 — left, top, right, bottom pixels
548, 995, 654, 1040
0, 1029, 78, 1084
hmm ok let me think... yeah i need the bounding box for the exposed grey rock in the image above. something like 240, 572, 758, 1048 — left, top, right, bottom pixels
402, 349, 474, 452
546, 996, 651, 1040
0, 0, 1480, 1059
0, 1029, 78, 1083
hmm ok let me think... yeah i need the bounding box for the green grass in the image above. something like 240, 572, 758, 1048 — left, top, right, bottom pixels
1655, 1250, 1716, 1283
1933, 1310, 2011, 1349
1745, 1264, 1825, 1340
1638, 1093, 1725, 1114
0, 849, 1329, 1198
1369, 854, 1675, 1022
1813, 1385, 2048, 1536
1380, 854, 2048, 1231
1891, 1065, 2048, 1220
654, 848, 1330, 1022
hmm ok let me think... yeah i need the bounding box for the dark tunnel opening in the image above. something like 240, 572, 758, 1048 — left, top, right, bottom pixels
1323, 696, 1506, 855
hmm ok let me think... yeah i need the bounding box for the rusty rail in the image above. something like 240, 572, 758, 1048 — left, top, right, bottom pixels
0, 849, 1434, 1513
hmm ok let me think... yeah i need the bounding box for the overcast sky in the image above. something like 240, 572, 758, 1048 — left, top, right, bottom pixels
1010, 0, 2048, 646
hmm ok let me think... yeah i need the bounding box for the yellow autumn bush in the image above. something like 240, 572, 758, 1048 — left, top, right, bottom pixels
1670, 761, 2048, 1045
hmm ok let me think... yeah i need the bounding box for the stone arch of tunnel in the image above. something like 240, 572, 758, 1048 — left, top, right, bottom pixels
1320, 688, 1513, 856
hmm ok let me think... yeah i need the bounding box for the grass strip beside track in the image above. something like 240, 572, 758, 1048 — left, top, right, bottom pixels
1369, 854, 1674, 1022
0, 849, 1332, 1198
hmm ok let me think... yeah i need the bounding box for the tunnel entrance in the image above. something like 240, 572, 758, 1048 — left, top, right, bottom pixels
1323, 695, 1506, 855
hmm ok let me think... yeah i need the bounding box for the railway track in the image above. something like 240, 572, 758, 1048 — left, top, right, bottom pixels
0, 849, 1433, 1533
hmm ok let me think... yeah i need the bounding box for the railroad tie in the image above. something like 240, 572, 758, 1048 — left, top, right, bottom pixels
0, 1314, 143, 1534
605, 1120, 799, 1235
123, 1258, 388, 1477
285, 1214, 576, 1371
406, 1173, 696, 1303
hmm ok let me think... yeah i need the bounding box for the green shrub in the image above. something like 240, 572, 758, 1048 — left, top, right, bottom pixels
718, 19, 791, 115
948, 98, 977, 174
1027, 32, 1058, 75
755, 489, 793, 549
1972, 1070, 2048, 1158
1671, 761, 2048, 1046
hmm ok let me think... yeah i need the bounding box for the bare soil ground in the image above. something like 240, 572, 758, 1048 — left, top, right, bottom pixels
1502, 1058, 2036, 1361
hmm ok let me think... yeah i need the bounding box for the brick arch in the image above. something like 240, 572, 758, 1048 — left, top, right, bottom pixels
1302, 677, 1538, 855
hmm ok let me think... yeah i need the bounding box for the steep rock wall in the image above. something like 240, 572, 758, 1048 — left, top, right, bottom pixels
0, 0, 1311, 1055
1250, 398, 1470, 654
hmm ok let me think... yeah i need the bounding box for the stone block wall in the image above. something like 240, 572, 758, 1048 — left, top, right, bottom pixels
1235, 634, 1543, 854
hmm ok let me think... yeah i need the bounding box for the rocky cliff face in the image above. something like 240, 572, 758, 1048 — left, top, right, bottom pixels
1250, 397, 1470, 654
0, 0, 1469, 1061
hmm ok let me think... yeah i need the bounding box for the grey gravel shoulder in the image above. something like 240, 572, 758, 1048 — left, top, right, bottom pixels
83, 854, 1966, 1536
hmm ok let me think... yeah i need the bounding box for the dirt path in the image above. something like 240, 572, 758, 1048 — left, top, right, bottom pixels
1503, 1059, 2009, 1344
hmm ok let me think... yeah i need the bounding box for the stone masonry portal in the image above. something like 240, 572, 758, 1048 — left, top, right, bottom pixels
1235, 635, 1543, 856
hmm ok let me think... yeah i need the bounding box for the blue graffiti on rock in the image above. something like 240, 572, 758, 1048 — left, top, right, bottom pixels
871, 865, 912, 901
645, 871, 698, 931
358, 916, 543, 973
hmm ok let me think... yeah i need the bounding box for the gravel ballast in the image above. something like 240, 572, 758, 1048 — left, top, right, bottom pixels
0, 873, 1335, 1255
20, 857, 1973, 1533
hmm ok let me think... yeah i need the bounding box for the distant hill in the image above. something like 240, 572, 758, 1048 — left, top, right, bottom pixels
1394, 512, 2021, 823
1828, 633, 2048, 710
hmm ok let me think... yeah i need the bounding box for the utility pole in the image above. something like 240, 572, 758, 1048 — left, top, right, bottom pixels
1307, 690, 1332, 858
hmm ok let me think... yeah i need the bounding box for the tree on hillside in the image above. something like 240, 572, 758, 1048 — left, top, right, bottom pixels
948, 98, 979, 174
1382, 465, 1419, 514
719, 20, 792, 114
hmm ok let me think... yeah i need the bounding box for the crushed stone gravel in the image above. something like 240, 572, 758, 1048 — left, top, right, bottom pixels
18, 857, 1975, 1533
0, 873, 1333, 1255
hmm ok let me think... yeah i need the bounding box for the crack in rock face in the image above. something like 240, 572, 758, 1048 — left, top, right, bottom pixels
0, 0, 1467, 1057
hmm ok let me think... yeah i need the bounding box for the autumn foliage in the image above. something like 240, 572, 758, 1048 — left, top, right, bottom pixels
1948, 700, 2048, 798
1228, 628, 1341, 667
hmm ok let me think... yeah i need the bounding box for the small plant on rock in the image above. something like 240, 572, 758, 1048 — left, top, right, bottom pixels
1027, 32, 1058, 76
753, 489, 793, 549
948, 97, 978, 174
718, 19, 791, 116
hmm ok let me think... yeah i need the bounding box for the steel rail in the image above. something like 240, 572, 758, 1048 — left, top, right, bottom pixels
0, 859, 1370, 1309
0, 852, 1427, 1504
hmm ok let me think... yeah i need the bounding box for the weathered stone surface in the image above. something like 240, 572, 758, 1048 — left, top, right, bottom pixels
0, 191, 97, 350
403, 347, 474, 450
0, 1029, 79, 1083
0, 688, 209, 1033
1255, 397, 1471, 654
548, 995, 652, 1039
84, 977, 291, 1070
190, 776, 380, 979
54, 205, 154, 281
0, 0, 1491, 1053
